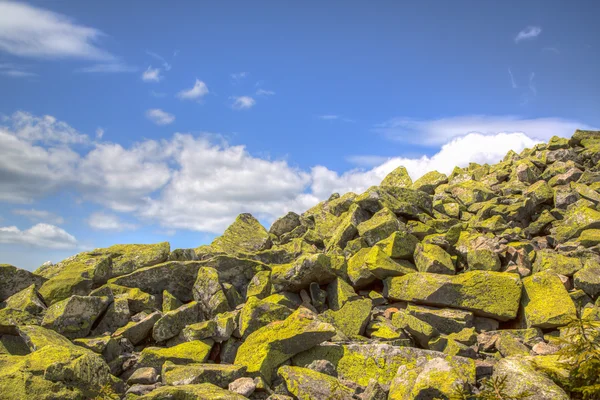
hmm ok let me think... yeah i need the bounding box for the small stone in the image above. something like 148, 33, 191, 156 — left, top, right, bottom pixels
128, 367, 158, 385
532, 342, 559, 355
228, 377, 256, 397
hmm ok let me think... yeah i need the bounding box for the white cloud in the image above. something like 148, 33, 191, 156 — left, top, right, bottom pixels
95, 128, 104, 139
146, 51, 171, 71
0, 63, 37, 77
3, 111, 89, 144
77, 63, 137, 73
142, 66, 162, 82
1, 111, 595, 235
12, 209, 64, 225
515, 26, 542, 43
529, 72, 537, 95
376, 115, 596, 146
88, 212, 137, 231
177, 79, 209, 100
508, 68, 517, 89
146, 109, 175, 125
256, 89, 275, 96
0, 223, 77, 249
231, 96, 256, 110
318, 115, 339, 120
0, 1, 113, 60
231, 72, 248, 80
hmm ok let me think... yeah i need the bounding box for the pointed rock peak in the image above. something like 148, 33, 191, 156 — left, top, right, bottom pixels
211, 213, 269, 254
381, 166, 412, 188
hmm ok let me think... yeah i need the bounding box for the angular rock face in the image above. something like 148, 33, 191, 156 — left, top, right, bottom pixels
1, 130, 599, 399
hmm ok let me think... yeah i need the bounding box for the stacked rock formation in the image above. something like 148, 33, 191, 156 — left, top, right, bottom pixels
1, 130, 600, 399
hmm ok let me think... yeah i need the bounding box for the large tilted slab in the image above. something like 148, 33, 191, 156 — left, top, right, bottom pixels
384, 271, 523, 321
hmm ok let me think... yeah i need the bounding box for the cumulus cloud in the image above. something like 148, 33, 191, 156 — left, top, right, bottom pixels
88, 212, 138, 231
146, 109, 175, 125
0, 223, 77, 249
515, 26, 542, 43
142, 66, 162, 82
12, 209, 64, 225
231, 96, 256, 110
177, 79, 209, 100
0, 111, 594, 234
0, 1, 113, 60
376, 115, 597, 146
3, 111, 89, 144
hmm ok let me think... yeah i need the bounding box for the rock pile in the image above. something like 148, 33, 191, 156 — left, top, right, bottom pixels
1, 130, 600, 399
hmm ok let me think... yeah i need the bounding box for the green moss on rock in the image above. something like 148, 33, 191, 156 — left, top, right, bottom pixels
522, 270, 577, 329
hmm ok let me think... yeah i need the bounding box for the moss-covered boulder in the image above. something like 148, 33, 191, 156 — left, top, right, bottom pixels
521, 271, 577, 329
109, 260, 204, 302
162, 361, 246, 387
0, 343, 114, 400
450, 180, 495, 206
321, 298, 372, 338
193, 266, 230, 318
374, 230, 419, 261
384, 271, 522, 321
1, 284, 46, 315
239, 296, 293, 338
136, 383, 248, 399
234, 307, 335, 383
573, 260, 600, 298
41, 295, 110, 339
391, 310, 439, 348
356, 207, 401, 246
492, 357, 569, 400
162, 290, 183, 312
246, 270, 272, 300
523, 180, 554, 207
270, 211, 302, 238
364, 246, 416, 279
552, 202, 600, 243
466, 248, 501, 271
381, 166, 413, 188
278, 365, 355, 400
292, 342, 476, 388
271, 254, 337, 292
532, 250, 583, 276
412, 171, 448, 194
577, 229, 600, 247
112, 311, 161, 345
37, 252, 112, 305
406, 304, 473, 335
100, 242, 170, 277
137, 339, 213, 370
209, 213, 269, 255
0, 264, 45, 302
414, 243, 455, 275
152, 301, 202, 342
388, 357, 468, 400
326, 277, 357, 311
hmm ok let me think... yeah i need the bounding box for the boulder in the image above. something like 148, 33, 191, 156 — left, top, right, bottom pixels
278, 365, 355, 400
573, 260, 600, 298
210, 213, 269, 254
137, 339, 213, 370
412, 171, 448, 194
271, 254, 337, 292
406, 304, 473, 335
492, 357, 569, 400
234, 307, 335, 383
1, 284, 46, 315
112, 311, 161, 345
522, 271, 577, 329
162, 290, 183, 312
385, 271, 522, 321
239, 296, 293, 338
100, 242, 170, 277
0, 264, 45, 302
381, 166, 413, 188
321, 298, 372, 338
136, 383, 248, 399
356, 208, 401, 246
414, 243, 455, 275
162, 361, 246, 387
41, 295, 110, 339
152, 301, 202, 342
193, 267, 230, 318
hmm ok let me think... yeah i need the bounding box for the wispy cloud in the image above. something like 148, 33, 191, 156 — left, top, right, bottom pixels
88, 211, 137, 231
376, 115, 596, 145
12, 208, 64, 225
256, 88, 275, 96
142, 66, 162, 82
146, 51, 172, 71
0, 63, 37, 78
150, 90, 167, 98
231, 96, 256, 110
515, 26, 542, 43
0, 1, 114, 60
231, 72, 248, 81
177, 79, 209, 100
528, 72, 537, 96
77, 63, 138, 73
542, 47, 560, 54
95, 128, 104, 139
508, 68, 517, 89
346, 155, 390, 167
318, 115, 340, 120
146, 109, 175, 125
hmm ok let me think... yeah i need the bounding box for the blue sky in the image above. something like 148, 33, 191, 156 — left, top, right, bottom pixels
0, 0, 599, 269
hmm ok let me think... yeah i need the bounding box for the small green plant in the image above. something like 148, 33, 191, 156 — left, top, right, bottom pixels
555, 316, 600, 399
91, 382, 119, 400
451, 375, 531, 400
